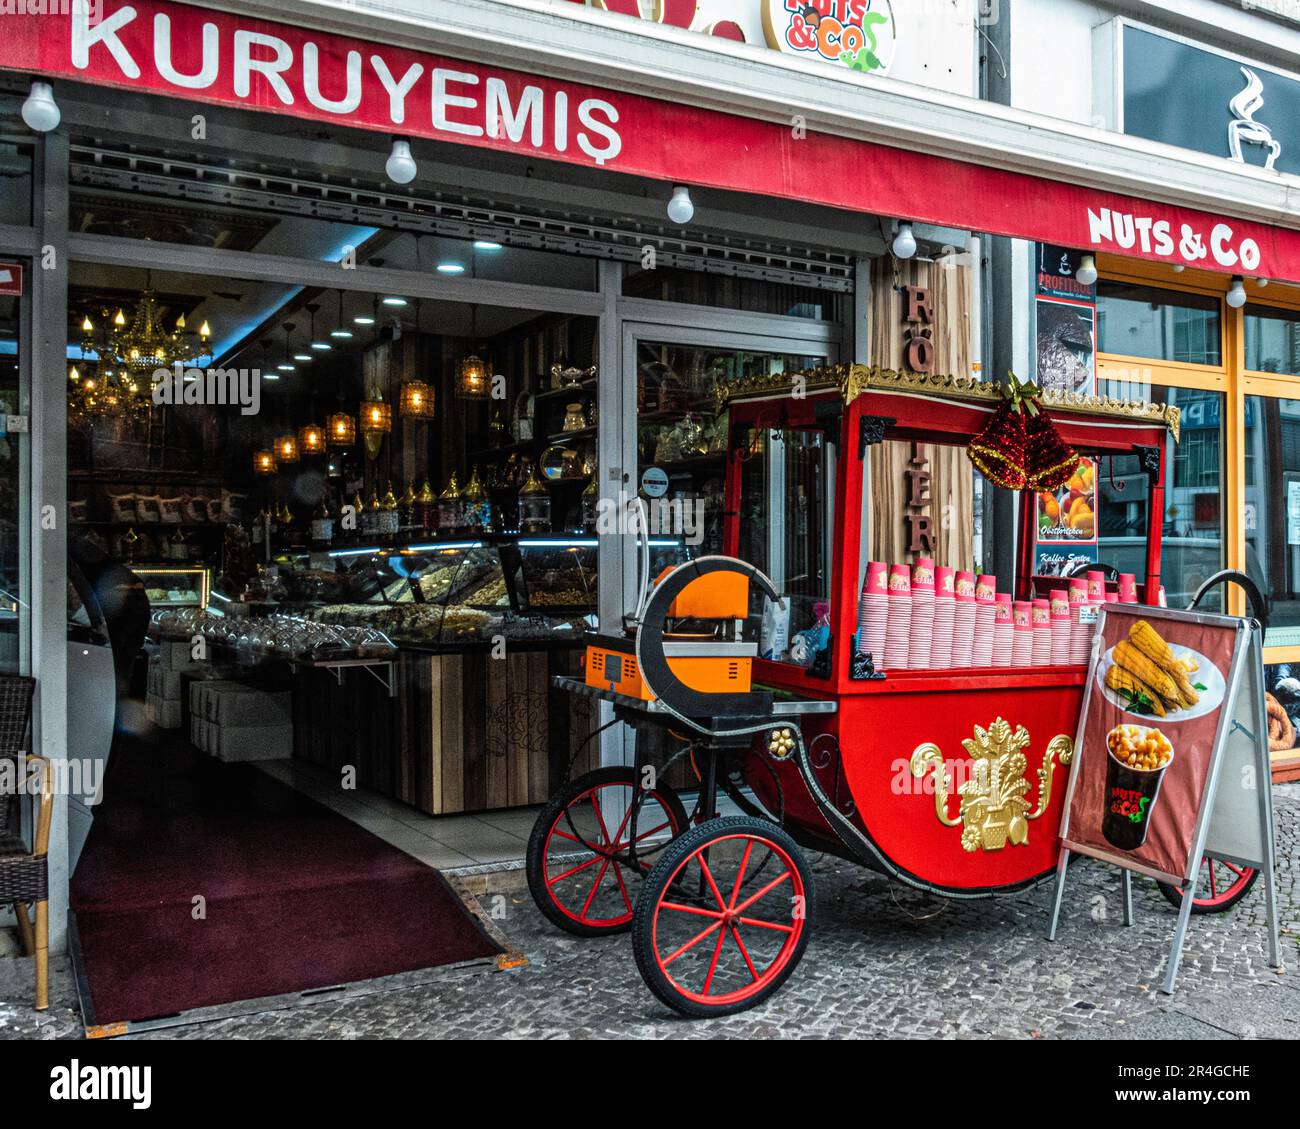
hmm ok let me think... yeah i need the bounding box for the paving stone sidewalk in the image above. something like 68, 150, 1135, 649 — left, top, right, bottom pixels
2, 785, 1296, 1041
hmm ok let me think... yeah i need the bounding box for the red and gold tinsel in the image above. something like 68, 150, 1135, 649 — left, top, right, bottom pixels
966, 400, 1028, 490
1024, 404, 1080, 490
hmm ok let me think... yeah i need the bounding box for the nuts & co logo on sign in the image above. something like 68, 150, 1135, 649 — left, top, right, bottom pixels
762, 0, 897, 73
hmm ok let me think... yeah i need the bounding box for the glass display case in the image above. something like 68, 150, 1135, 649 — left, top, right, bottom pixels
136, 565, 211, 608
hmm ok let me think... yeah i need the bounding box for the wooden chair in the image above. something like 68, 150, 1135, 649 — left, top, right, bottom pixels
0, 675, 44, 1010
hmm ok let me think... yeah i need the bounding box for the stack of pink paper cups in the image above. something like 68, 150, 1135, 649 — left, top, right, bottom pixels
992, 592, 1014, 665
1012, 600, 1034, 667
1068, 577, 1090, 665
930, 565, 955, 669
950, 571, 976, 667
1031, 598, 1052, 666
883, 564, 913, 669
972, 574, 997, 666
1049, 589, 1071, 665
857, 561, 889, 664
909, 559, 935, 669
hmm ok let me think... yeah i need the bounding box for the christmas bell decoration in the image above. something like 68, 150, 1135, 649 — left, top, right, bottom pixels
1024, 403, 1080, 490
966, 398, 1029, 490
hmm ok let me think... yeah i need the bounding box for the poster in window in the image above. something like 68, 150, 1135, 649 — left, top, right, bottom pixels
1033, 456, 1097, 577
1036, 296, 1096, 397
1036, 243, 1096, 302
1063, 607, 1240, 882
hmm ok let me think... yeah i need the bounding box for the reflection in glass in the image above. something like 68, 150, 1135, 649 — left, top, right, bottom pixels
1096, 281, 1221, 366
1245, 395, 1300, 645
1244, 305, 1300, 376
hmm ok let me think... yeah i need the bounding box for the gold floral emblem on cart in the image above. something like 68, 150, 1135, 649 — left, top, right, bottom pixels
908, 718, 1073, 853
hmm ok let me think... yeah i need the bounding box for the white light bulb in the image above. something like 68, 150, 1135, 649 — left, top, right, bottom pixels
892, 222, 917, 260
21, 81, 59, 133
1075, 254, 1098, 287
385, 138, 417, 185
666, 185, 694, 225
1226, 277, 1247, 309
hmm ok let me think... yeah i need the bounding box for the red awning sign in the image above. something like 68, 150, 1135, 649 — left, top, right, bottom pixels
3, 1, 1299, 282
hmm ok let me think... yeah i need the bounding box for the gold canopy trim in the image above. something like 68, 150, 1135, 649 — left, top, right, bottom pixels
714, 364, 1180, 442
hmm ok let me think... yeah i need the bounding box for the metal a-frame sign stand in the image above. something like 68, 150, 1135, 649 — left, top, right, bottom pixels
1047, 611, 1282, 994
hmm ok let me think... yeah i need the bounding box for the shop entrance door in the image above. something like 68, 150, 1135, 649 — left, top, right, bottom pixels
600, 317, 841, 774
0, 254, 31, 674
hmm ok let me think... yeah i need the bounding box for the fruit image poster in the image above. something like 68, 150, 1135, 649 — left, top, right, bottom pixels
1063, 607, 1240, 883
1036, 457, 1096, 544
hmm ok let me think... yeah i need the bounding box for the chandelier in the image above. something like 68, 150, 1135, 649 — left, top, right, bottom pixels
71, 290, 211, 423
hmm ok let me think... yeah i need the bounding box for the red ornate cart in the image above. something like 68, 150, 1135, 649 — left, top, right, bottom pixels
527, 366, 1256, 1017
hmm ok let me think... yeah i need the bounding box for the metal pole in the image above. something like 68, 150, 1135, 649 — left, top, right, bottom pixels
1121, 869, 1133, 927
1046, 848, 1069, 941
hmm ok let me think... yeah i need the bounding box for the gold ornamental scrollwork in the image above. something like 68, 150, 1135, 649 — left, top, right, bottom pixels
714, 363, 1180, 441
908, 719, 1074, 853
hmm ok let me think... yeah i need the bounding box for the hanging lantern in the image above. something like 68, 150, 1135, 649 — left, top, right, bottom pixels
457, 353, 489, 400
298, 423, 326, 456
253, 449, 276, 475
400, 379, 435, 419
275, 433, 300, 464
327, 412, 356, 447
360, 398, 392, 460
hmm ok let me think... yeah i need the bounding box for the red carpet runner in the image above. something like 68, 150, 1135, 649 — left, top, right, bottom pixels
70, 741, 502, 1024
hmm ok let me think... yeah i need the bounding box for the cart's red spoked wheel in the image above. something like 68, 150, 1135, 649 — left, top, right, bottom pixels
1157, 857, 1259, 914
632, 816, 814, 1018
526, 767, 688, 937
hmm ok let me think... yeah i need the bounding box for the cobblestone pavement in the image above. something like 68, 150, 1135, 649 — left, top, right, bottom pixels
3, 785, 1297, 1041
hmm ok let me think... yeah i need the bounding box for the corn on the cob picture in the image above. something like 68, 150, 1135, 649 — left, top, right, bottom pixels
1104, 619, 1210, 717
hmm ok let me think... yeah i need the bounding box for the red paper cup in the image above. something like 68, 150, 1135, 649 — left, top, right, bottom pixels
1087, 570, 1106, 602
1049, 589, 1070, 619
1105, 591, 1118, 603
1118, 573, 1138, 602
1013, 601, 1032, 629
975, 574, 997, 604
935, 566, 955, 597
955, 570, 976, 602
1068, 577, 1088, 603
995, 592, 1013, 623
888, 564, 912, 595
912, 558, 935, 591
1031, 598, 1051, 627
865, 561, 889, 595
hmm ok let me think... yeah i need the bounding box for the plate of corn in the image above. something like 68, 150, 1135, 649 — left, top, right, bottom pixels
1095, 618, 1225, 722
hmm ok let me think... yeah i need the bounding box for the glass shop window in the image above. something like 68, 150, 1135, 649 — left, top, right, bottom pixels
737, 422, 838, 668
1265, 662, 1300, 761
1244, 305, 1300, 376
1096, 281, 1222, 366
1244, 395, 1300, 647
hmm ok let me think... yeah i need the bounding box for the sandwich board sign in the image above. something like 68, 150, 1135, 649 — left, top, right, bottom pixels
1047, 603, 1281, 993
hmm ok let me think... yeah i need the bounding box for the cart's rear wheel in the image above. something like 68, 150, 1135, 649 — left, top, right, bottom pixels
527, 767, 689, 937
632, 815, 813, 1018
1156, 857, 1258, 914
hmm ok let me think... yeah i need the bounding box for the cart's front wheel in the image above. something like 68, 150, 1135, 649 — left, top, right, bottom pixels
632, 815, 813, 1018
1157, 857, 1258, 914
527, 767, 689, 937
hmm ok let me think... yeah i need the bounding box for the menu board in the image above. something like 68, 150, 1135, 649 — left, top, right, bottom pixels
1033, 456, 1098, 577
1061, 605, 1243, 883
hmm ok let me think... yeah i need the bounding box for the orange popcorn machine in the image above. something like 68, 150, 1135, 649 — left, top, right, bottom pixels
526, 364, 1259, 1019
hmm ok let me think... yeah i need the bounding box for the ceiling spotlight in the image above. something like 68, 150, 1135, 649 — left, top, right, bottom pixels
666, 185, 694, 225
330, 329, 353, 339
277, 363, 296, 372
353, 315, 375, 325
21, 81, 60, 133
892, 222, 917, 260
1226, 276, 1247, 308
264, 372, 280, 381
385, 137, 417, 185
382, 296, 407, 307
1257, 278, 1270, 288
311, 341, 332, 351
1172, 264, 1186, 273
293, 353, 312, 362
437, 262, 465, 274
473, 240, 502, 251
1075, 254, 1098, 286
